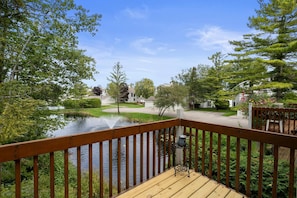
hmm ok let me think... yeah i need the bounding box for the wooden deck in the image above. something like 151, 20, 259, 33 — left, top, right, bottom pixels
117, 169, 247, 198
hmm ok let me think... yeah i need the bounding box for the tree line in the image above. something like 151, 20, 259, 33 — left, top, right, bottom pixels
105, 0, 297, 116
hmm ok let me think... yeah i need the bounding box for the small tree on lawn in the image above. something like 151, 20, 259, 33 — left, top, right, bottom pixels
107, 62, 127, 114
154, 82, 187, 116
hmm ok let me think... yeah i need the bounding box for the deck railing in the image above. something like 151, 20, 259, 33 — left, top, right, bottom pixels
0, 118, 296, 197
252, 106, 297, 134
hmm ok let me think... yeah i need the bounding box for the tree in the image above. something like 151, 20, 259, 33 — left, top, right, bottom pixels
30, 82, 64, 105
107, 62, 127, 114
203, 52, 231, 108
173, 64, 210, 108
154, 82, 187, 116
229, 0, 297, 100
92, 86, 103, 96
1, 1, 100, 85
0, 1, 101, 144
69, 82, 88, 99
120, 82, 129, 102
134, 78, 155, 99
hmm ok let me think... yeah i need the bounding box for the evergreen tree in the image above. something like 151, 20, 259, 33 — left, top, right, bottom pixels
107, 62, 127, 114
204, 52, 226, 101
229, 0, 297, 100
173, 64, 209, 107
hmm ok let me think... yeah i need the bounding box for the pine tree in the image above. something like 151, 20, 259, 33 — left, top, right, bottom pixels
107, 62, 127, 114
229, 0, 297, 100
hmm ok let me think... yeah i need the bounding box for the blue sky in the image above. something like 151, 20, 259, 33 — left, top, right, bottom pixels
75, 0, 260, 88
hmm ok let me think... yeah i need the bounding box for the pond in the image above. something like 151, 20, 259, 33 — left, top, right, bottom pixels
52, 116, 165, 187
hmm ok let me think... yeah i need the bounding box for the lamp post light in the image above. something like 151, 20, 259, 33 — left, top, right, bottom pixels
177, 134, 187, 147
174, 135, 190, 177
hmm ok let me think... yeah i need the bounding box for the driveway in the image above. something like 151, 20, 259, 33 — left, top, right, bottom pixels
103, 107, 249, 129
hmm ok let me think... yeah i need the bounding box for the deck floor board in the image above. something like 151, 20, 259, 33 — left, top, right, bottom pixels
117, 169, 247, 198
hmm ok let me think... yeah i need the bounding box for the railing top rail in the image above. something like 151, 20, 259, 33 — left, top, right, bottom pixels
0, 118, 180, 163
252, 106, 297, 111
181, 119, 297, 149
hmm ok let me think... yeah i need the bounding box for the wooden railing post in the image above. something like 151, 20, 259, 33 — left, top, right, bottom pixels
248, 103, 252, 129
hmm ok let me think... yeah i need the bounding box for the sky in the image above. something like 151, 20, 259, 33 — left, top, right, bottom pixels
75, 0, 260, 88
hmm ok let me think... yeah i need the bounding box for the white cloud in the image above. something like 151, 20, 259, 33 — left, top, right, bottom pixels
114, 37, 122, 44
130, 37, 175, 55
186, 26, 243, 53
123, 6, 149, 19
131, 37, 156, 55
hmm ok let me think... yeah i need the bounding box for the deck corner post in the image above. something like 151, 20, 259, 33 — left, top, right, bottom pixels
176, 108, 183, 120
176, 109, 184, 134
176, 109, 184, 165
248, 103, 252, 129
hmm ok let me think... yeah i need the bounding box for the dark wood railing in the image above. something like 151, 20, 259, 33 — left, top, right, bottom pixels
0, 118, 296, 197
252, 107, 297, 135
181, 119, 297, 198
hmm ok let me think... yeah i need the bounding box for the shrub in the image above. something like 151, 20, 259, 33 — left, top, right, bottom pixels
63, 99, 80, 109
63, 98, 101, 109
214, 99, 229, 110
282, 92, 297, 106
81, 98, 101, 108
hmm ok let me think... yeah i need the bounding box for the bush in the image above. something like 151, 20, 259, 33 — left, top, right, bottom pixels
63, 99, 80, 109
282, 92, 297, 106
214, 100, 229, 110
81, 98, 101, 108
63, 98, 101, 109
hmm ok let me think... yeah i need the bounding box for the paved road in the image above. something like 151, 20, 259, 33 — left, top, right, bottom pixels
103, 107, 249, 129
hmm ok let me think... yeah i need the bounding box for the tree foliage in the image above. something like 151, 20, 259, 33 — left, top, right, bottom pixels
1, 0, 100, 85
173, 59, 230, 108
134, 78, 155, 99
92, 86, 103, 96
107, 62, 127, 114
119, 82, 129, 102
69, 82, 88, 99
228, 0, 297, 100
0, 0, 101, 144
154, 83, 187, 116
173, 64, 210, 106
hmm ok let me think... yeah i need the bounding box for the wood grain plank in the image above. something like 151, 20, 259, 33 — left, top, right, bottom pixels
134, 174, 187, 198
117, 169, 175, 198
171, 174, 210, 198
207, 185, 231, 198
153, 172, 200, 198
225, 189, 246, 198
189, 180, 219, 198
